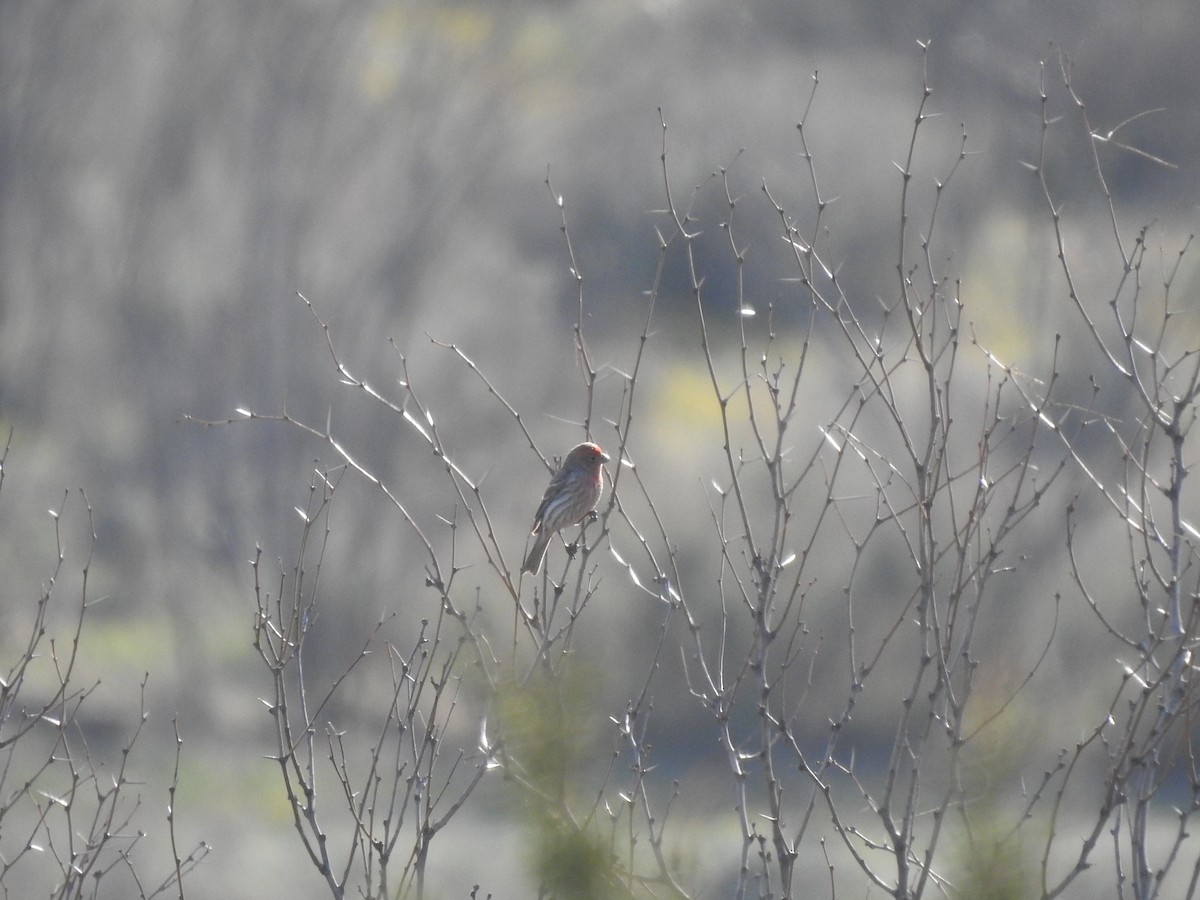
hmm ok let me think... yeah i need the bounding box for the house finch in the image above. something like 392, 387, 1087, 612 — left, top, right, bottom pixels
521, 442, 610, 575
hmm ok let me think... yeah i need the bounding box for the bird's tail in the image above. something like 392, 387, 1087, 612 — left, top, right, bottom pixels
521, 530, 552, 575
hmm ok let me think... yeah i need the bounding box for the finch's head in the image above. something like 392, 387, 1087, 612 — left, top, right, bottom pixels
565, 442, 609, 471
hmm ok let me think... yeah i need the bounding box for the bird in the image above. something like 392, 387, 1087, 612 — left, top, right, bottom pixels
521, 442, 610, 575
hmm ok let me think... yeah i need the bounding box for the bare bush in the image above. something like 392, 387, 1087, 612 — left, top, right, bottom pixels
213, 48, 1199, 900
1017, 55, 1200, 900
0, 433, 207, 898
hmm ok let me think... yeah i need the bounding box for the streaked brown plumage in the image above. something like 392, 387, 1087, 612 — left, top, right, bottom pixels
521, 442, 609, 575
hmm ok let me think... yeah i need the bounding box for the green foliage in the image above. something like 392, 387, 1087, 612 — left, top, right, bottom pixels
495, 664, 600, 803
951, 827, 1033, 900
494, 665, 628, 898
533, 825, 617, 900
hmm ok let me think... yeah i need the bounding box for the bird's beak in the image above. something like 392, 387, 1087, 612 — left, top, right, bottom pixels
601, 450, 611, 462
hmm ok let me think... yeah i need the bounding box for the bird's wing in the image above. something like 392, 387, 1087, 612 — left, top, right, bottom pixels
530, 469, 571, 530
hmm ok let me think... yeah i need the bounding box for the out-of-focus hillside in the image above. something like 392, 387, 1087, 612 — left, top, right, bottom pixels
1, 1, 1197, 896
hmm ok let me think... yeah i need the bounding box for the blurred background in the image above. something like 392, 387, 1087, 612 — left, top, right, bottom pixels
2, 0, 1199, 896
